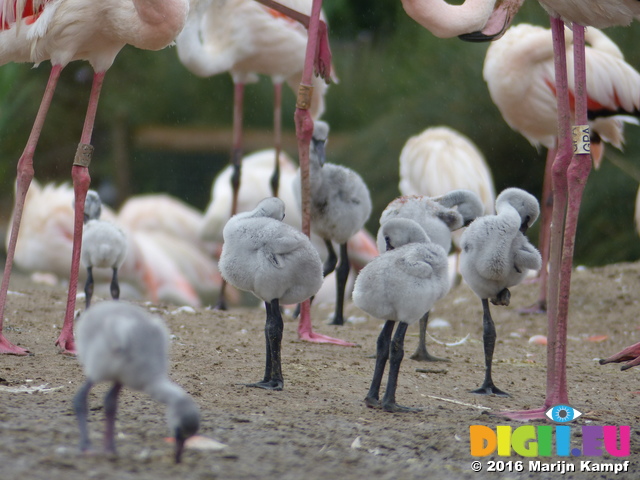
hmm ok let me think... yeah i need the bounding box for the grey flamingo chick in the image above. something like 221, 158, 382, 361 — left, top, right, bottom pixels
293, 120, 372, 326
219, 197, 323, 390
353, 218, 449, 412
73, 301, 200, 463
81, 191, 127, 308
377, 190, 483, 362
460, 187, 542, 397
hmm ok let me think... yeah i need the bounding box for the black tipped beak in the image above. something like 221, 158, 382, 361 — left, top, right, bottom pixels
458, 32, 496, 43
459, 31, 502, 43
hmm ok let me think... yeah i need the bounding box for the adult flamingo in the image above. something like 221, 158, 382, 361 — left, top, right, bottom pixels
176, 0, 331, 204
463, 0, 640, 419
0, 0, 188, 355
483, 23, 640, 314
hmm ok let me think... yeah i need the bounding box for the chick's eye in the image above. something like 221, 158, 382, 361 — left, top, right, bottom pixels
545, 405, 582, 423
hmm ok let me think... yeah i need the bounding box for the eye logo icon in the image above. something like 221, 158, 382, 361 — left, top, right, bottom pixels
545, 405, 582, 423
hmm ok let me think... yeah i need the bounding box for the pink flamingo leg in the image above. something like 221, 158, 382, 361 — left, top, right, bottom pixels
519, 147, 555, 314
56, 71, 106, 355
600, 342, 640, 370
500, 20, 588, 420
293, 0, 353, 347
0, 65, 64, 355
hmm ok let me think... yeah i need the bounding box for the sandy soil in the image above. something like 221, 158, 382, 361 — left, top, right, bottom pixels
1, 262, 640, 480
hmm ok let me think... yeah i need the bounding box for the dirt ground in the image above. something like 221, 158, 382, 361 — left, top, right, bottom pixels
1, 262, 640, 480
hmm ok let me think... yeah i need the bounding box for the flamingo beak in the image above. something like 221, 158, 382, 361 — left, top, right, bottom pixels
313, 139, 326, 166
459, 0, 523, 43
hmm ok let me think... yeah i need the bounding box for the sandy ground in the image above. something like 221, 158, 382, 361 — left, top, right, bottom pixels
1, 262, 640, 480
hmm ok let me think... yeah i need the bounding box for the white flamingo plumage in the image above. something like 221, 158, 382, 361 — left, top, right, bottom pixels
484, 24, 639, 161
176, 0, 330, 207
484, 22, 640, 314
398, 125, 496, 219
0, 0, 188, 355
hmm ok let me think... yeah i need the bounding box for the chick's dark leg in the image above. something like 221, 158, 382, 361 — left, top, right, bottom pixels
103, 382, 122, 454
471, 299, 509, 397
329, 243, 350, 326
382, 322, 422, 412
246, 300, 284, 390
110, 267, 120, 300
410, 311, 450, 362
365, 320, 394, 408
73, 380, 94, 452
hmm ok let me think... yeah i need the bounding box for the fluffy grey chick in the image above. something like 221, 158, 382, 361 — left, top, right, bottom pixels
293, 120, 372, 326
353, 218, 449, 413
460, 187, 542, 397
219, 197, 323, 390
74, 301, 200, 463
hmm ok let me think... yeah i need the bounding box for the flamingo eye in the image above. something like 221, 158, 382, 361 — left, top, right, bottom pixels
545, 405, 582, 423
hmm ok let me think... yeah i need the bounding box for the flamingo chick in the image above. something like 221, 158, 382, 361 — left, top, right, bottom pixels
377, 190, 483, 362
354, 218, 449, 412
82, 191, 127, 308
460, 187, 542, 396
293, 120, 372, 326
218, 197, 323, 390
73, 301, 200, 463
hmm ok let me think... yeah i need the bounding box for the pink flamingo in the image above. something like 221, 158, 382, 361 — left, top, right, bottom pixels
176, 0, 331, 206
465, 0, 640, 419
0, 0, 188, 355
483, 22, 640, 314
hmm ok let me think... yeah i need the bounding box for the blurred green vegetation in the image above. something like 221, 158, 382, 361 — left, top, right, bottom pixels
0, 1, 639, 266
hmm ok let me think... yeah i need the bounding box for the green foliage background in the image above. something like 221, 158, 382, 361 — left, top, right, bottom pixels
0, 1, 639, 266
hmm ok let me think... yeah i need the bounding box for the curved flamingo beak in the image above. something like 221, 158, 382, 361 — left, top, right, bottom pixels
459, 0, 524, 43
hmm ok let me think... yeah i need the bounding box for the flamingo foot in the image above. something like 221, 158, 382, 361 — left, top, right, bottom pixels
364, 396, 380, 409
492, 406, 548, 422
517, 299, 547, 315
599, 342, 640, 371
244, 380, 283, 391
382, 402, 422, 413
490, 288, 511, 306
315, 22, 333, 82
0, 334, 30, 355
471, 383, 510, 397
55, 333, 77, 356
298, 330, 357, 347
410, 345, 450, 362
